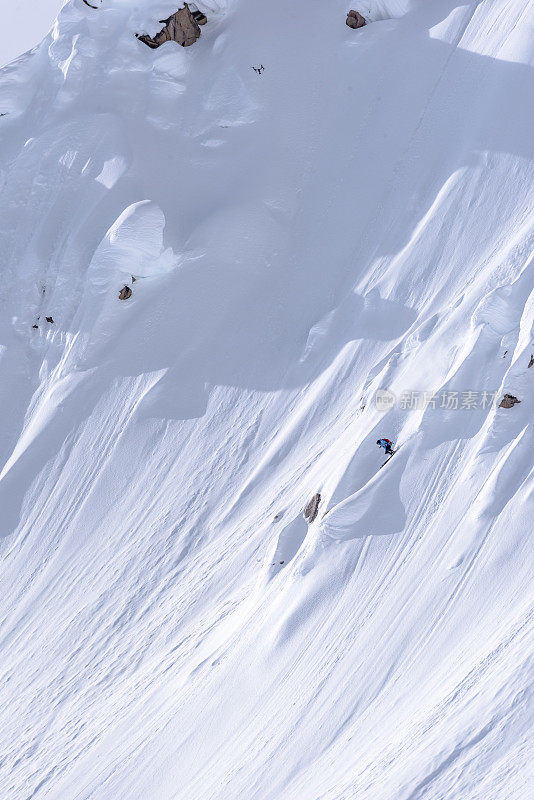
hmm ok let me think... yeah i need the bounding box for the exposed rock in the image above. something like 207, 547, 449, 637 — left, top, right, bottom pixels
119, 285, 132, 300
136, 4, 201, 49
528, 354, 534, 368
32, 324, 38, 329
499, 394, 521, 408
303, 493, 321, 523
45, 316, 54, 323
189, 4, 207, 25
346, 10, 366, 29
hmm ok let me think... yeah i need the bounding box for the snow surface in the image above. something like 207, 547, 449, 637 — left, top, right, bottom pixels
0, 0, 533, 797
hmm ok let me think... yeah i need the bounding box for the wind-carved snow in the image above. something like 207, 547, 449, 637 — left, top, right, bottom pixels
0, 1, 532, 799
92, 201, 178, 280
95, 155, 128, 188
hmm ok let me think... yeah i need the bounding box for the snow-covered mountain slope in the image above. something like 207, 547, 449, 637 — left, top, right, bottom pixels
0, 1, 533, 797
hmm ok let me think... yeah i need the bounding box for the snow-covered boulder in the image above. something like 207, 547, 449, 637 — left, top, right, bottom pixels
346, 10, 366, 29
303, 493, 321, 523
499, 394, 521, 408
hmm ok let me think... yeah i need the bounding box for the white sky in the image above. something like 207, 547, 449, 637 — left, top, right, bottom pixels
0, 0, 65, 67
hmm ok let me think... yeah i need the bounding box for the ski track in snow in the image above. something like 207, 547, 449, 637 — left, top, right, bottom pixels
0, 1, 533, 798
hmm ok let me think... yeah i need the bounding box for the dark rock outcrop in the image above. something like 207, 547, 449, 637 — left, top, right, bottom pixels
528, 354, 534, 368
189, 4, 207, 25
119, 285, 132, 300
303, 493, 321, 523
136, 4, 201, 49
346, 10, 366, 29
499, 394, 521, 408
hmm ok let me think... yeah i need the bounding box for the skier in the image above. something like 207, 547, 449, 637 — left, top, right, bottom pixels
376, 438, 394, 455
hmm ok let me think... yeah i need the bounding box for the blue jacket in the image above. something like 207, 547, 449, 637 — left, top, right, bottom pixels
377, 439, 392, 451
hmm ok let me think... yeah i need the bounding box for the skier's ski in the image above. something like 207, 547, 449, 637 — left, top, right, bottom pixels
380, 448, 398, 468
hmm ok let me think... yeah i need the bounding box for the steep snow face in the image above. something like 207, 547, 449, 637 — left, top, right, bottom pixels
360, 0, 419, 19
0, 1, 533, 798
